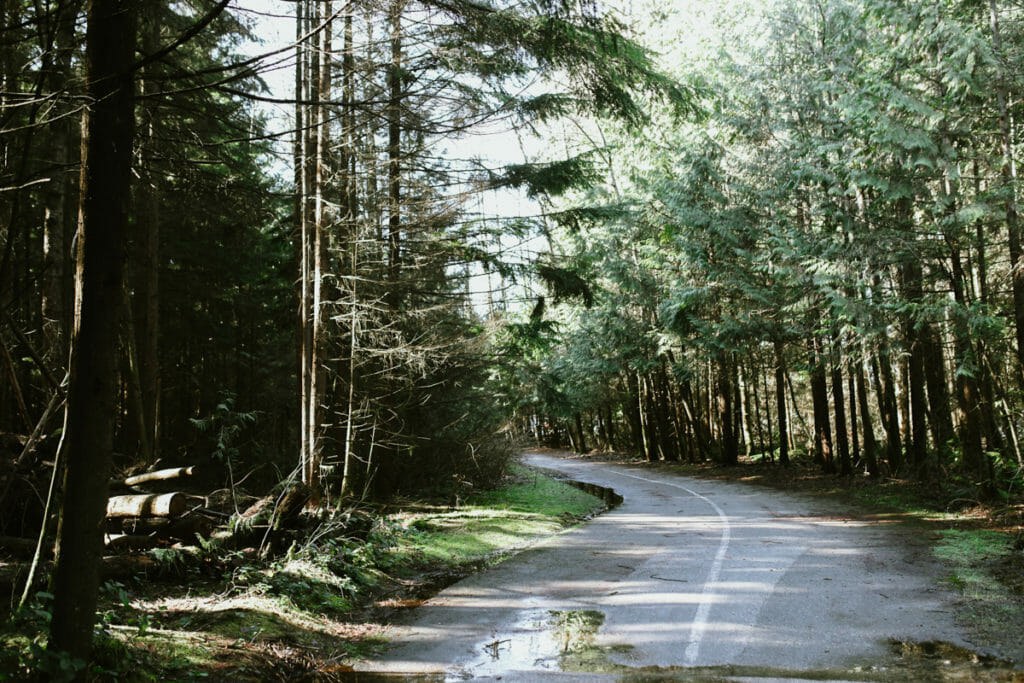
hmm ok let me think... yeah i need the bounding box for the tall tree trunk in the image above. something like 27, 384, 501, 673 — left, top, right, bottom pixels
831, 329, 851, 476
387, 0, 404, 292
40, 0, 83, 366
871, 344, 901, 472
295, 0, 314, 491
739, 361, 753, 458
604, 404, 617, 451
717, 353, 738, 466
306, 0, 332, 500
847, 361, 859, 469
680, 379, 711, 461
855, 356, 879, 477
133, 6, 161, 463
640, 374, 659, 460
774, 338, 789, 466
901, 257, 929, 476
621, 374, 643, 455
898, 355, 912, 468
49, 0, 134, 663
657, 359, 679, 460
573, 412, 588, 453
339, 2, 361, 500
949, 240, 990, 488
921, 325, 954, 467
759, 355, 772, 461
810, 336, 834, 473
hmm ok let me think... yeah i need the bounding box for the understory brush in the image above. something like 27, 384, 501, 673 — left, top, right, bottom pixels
1, 459, 603, 680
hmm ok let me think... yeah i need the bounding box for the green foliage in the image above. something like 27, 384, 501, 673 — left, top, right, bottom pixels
495, 155, 599, 198
0, 592, 86, 682
189, 393, 259, 469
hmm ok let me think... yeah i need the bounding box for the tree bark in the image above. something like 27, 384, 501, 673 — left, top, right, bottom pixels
871, 344, 901, 472
810, 336, 834, 473
847, 360, 859, 469
387, 0, 404, 291
40, 0, 82, 365
774, 338, 789, 466
855, 357, 879, 478
306, 0, 332, 500
831, 329, 851, 476
901, 257, 929, 475
717, 353, 738, 466
949, 243, 989, 487
132, 5, 162, 465
921, 324, 954, 466
49, 0, 135, 664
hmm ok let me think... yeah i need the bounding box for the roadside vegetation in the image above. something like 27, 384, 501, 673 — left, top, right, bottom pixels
0, 463, 605, 681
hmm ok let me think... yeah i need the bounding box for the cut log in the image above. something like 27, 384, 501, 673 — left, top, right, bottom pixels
104, 534, 160, 552
123, 466, 194, 487
119, 512, 213, 542
106, 493, 185, 519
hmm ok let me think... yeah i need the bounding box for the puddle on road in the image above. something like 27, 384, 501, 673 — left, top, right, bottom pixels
345, 634, 1020, 681
448, 608, 625, 679
880, 638, 1020, 681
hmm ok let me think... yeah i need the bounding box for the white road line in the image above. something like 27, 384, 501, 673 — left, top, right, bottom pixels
608, 468, 732, 666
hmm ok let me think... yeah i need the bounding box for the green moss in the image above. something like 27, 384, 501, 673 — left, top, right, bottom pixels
391, 464, 605, 565
933, 529, 1022, 647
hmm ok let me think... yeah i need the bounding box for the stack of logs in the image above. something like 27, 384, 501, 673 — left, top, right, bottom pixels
0, 470, 314, 592
105, 466, 215, 551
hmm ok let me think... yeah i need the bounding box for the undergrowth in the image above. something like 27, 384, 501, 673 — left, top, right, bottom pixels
1, 459, 604, 680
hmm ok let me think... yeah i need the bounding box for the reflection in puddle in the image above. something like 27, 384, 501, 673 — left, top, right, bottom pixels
454, 608, 611, 679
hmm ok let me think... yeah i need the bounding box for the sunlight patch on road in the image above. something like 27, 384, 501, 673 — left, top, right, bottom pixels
608, 468, 732, 666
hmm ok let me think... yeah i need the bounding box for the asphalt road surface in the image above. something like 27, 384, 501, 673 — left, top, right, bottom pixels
356, 453, 981, 680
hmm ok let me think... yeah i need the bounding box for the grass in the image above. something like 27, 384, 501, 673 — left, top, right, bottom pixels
932, 529, 1021, 649
390, 463, 605, 565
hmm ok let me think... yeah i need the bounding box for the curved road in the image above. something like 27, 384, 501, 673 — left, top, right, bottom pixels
357, 453, 978, 679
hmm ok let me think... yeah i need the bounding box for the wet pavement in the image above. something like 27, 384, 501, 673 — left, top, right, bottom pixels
353, 453, 1002, 681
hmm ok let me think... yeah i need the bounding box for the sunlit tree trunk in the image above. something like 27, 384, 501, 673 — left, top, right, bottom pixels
855, 356, 878, 477
387, 0, 404, 295
830, 329, 851, 476
774, 338, 789, 466
900, 256, 928, 475
306, 0, 332, 500
295, 0, 312, 489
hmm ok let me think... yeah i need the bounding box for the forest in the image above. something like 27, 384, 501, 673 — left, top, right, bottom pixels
2, 0, 1024, 676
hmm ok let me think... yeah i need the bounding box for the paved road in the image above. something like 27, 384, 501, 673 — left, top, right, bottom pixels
357, 453, 978, 679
